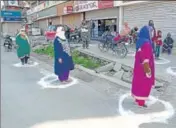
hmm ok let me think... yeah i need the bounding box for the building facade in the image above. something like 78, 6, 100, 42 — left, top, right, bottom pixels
26, 0, 176, 41
1, 1, 30, 35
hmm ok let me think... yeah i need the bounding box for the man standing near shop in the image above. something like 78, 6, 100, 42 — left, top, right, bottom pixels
80, 20, 90, 49
91, 20, 95, 38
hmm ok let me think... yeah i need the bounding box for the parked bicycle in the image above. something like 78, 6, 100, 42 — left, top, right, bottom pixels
98, 32, 128, 58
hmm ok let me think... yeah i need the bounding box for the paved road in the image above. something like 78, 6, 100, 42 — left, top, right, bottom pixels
1, 44, 176, 128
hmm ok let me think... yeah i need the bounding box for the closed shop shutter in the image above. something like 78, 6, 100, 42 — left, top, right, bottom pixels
2, 23, 21, 35
85, 8, 119, 20
38, 19, 47, 33
62, 13, 82, 28
123, 1, 176, 40
51, 17, 60, 25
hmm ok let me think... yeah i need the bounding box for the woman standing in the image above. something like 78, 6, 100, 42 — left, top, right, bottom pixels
131, 26, 155, 107
15, 30, 31, 65
54, 26, 74, 83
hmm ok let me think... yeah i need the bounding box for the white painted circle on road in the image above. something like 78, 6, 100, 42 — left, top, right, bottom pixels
155, 57, 170, 65
166, 67, 176, 76
13, 61, 39, 67
38, 74, 78, 89
118, 93, 174, 124
127, 51, 135, 57
29, 93, 174, 128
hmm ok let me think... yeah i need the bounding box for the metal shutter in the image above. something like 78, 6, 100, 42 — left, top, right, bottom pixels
123, 1, 176, 40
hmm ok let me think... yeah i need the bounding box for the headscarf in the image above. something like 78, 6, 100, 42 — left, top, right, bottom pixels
55, 26, 66, 41
55, 26, 71, 55
16, 31, 30, 44
136, 26, 152, 51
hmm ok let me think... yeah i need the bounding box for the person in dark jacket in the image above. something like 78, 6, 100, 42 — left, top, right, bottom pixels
53, 26, 74, 83
162, 33, 174, 55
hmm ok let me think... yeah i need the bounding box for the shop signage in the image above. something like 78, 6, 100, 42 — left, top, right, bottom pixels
8, 0, 18, 6
98, 0, 114, 9
63, 6, 73, 14
74, 1, 98, 12
1, 10, 21, 18
27, 1, 66, 15
3, 17, 22, 22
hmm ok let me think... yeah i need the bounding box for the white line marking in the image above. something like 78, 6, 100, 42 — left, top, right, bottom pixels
155, 57, 170, 65
13, 61, 39, 67
166, 67, 176, 76
29, 94, 174, 128
37, 73, 78, 89
118, 93, 174, 124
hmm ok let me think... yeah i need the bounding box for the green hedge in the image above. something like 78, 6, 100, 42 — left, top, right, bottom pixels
33, 45, 101, 69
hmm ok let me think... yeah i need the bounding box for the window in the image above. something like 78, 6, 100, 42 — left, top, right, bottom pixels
48, 25, 56, 31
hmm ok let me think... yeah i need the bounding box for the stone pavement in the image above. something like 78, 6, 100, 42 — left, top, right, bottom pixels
79, 43, 176, 83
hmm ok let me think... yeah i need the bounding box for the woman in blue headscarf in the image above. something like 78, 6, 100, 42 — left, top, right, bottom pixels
53, 26, 74, 83
131, 26, 155, 107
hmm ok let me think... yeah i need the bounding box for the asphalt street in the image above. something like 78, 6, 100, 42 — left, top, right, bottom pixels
1, 42, 176, 128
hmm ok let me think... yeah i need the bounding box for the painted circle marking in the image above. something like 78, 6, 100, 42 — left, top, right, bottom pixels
37, 74, 78, 89
13, 61, 39, 67
127, 51, 135, 57
155, 57, 170, 65
166, 67, 176, 76
118, 93, 174, 124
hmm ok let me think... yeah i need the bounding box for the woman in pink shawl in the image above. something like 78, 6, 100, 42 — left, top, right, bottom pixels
131, 26, 155, 107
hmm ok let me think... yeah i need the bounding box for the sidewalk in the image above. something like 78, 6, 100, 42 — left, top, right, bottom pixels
78, 44, 176, 84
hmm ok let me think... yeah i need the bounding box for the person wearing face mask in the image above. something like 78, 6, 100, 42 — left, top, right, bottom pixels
131, 26, 155, 108
53, 26, 74, 83
15, 30, 31, 65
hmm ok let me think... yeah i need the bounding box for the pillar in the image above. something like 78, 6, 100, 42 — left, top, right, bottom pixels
118, 6, 124, 33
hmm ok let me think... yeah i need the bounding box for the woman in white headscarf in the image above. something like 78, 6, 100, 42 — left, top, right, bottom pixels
15, 30, 31, 65
53, 26, 74, 83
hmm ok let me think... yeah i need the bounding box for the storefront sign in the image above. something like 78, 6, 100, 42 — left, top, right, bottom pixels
1, 10, 21, 18
114, 1, 123, 7
63, 6, 73, 14
3, 17, 22, 22
74, 1, 98, 12
98, 0, 114, 9
27, 1, 66, 15
8, 0, 18, 6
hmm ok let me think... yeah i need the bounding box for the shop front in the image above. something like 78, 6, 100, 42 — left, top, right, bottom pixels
85, 0, 118, 38
37, 5, 58, 34
57, 1, 83, 28
123, 1, 176, 40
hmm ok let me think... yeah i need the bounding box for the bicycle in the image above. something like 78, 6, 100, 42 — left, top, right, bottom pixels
98, 33, 128, 58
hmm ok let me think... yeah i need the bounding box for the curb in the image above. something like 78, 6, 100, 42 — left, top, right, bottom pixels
30, 52, 131, 89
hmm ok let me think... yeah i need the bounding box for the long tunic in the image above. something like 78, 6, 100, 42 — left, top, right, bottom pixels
54, 37, 74, 76
16, 34, 30, 58
132, 42, 155, 100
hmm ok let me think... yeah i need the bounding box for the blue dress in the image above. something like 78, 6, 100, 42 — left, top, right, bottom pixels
54, 36, 74, 76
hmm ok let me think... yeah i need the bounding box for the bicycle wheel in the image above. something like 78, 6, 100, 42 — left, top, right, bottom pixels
114, 43, 128, 58
98, 42, 109, 52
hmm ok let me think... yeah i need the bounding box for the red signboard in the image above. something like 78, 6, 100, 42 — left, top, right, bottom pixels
66, 6, 73, 13
98, 0, 114, 9
64, 6, 73, 14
